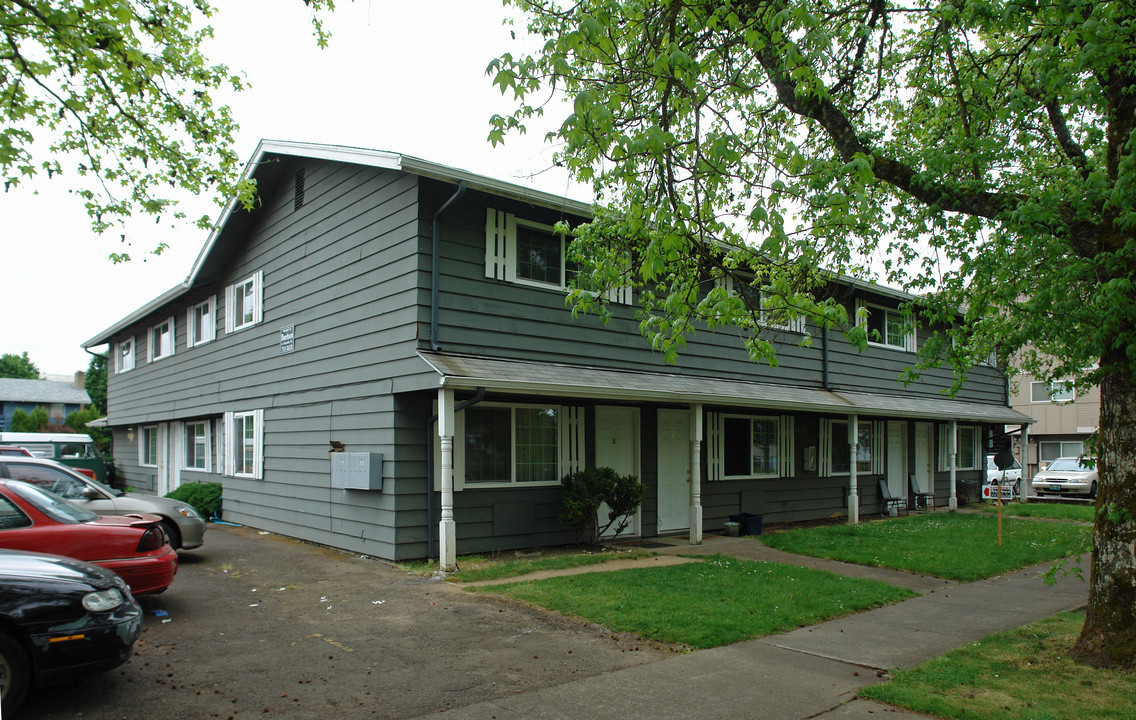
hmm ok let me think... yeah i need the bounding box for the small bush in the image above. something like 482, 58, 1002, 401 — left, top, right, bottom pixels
559, 467, 645, 543
165, 482, 222, 519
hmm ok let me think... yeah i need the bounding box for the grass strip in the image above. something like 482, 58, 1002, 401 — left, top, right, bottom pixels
760, 512, 1088, 582
977, 502, 1095, 523
474, 556, 916, 649
860, 612, 1134, 719
399, 549, 655, 583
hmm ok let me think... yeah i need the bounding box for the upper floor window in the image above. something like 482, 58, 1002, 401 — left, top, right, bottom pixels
116, 337, 135, 373
188, 296, 216, 347
485, 208, 631, 304
1031, 380, 1075, 404
225, 271, 263, 333
148, 317, 175, 362
716, 275, 805, 333
856, 299, 916, 352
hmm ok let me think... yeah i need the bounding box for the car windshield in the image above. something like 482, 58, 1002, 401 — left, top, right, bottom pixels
1047, 458, 1091, 472
5, 481, 100, 523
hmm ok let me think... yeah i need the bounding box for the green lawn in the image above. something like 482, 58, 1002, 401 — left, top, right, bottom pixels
978, 502, 1095, 523
473, 556, 916, 649
759, 512, 1088, 581
399, 549, 655, 582
861, 613, 1134, 719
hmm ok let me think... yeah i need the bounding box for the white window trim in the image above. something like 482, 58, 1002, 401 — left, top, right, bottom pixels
716, 275, 805, 334
187, 296, 216, 348
147, 316, 176, 362
1030, 380, 1075, 404
938, 424, 981, 471
823, 418, 882, 477
116, 336, 135, 373
707, 412, 794, 480
183, 420, 213, 473
223, 410, 263, 479
225, 271, 264, 334
485, 208, 631, 304
139, 425, 159, 467
434, 402, 585, 491
856, 299, 916, 352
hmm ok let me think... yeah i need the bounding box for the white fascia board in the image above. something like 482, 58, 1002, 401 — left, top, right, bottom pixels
83, 283, 189, 347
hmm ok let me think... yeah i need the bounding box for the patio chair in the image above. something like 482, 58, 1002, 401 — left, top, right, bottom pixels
879, 478, 908, 515
909, 474, 936, 511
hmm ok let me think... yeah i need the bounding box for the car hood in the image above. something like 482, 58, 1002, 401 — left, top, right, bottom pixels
1035, 471, 1094, 481
112, 494, 200, 519
0, 549, 119, 589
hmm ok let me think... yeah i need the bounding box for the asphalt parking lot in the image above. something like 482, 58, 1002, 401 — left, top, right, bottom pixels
17, 524, 665, 720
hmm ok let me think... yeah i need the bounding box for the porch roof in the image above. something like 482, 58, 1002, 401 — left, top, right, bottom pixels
417, 351, 1033, 425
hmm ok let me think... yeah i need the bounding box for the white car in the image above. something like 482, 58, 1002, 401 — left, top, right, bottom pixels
1033, 457, 1098, 499
983, 454, 1022, 500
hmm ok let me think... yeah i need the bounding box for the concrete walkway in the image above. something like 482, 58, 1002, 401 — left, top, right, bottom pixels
419, 534, 1089, 720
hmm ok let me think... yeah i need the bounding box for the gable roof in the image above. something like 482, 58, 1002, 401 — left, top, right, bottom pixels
83, 140, 594, 348
0, 378, 91, 406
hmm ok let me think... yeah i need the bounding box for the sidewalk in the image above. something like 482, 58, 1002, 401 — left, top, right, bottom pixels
418, 534, 1088, 720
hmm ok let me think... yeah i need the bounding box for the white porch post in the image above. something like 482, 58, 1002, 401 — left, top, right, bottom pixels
689, 404, 703, 545
1019, 424, 1030, 503
948, 419, 958, 508
848, 414, 860, 524
438, 388, 457, 573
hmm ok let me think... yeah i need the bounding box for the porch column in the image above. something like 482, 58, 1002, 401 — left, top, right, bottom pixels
1019, 424, 1029, 503
948, 419, 958, 509
689, 404, 703, 545
848, 414, 860, 524
438, 388, 457, 573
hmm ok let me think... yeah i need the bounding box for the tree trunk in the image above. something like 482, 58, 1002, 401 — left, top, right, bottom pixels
1071, 350, 1136, 669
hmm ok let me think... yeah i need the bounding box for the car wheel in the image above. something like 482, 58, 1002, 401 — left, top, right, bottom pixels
159, 519, 182, 550
0, 630, 30, 715
1089, 482, 1097, 500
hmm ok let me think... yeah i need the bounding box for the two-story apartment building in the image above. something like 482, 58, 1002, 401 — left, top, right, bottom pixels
84, 140, 1031, 568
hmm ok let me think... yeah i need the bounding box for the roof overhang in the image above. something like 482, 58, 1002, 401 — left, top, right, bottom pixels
417, 351, 1034, 425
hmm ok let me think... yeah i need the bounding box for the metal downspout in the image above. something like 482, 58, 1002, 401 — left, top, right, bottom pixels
430, 181, 467, 351
822, 324, 831, 390
425, 386, 485, 559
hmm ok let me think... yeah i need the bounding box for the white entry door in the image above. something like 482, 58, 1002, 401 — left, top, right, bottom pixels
886, 421, 908, 498
657, 409, 690, 532
595, 406, 641, 538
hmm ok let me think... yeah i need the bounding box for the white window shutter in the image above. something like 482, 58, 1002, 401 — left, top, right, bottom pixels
253, 271, 264, 325
224, 284, 235, 334
223, 412, 234, 476
605, 285, 632, 305
779, 415, 795, 478
904, 322, 917, 353
485, 208, 515, 281
186, 307, 195, 346
253, 409, 264, 479
168, 316, 176, 357
559, 406, 586, 477
855, 298, 868, 328
707, 412, 723, 482
872, 421, 886, 475
937, 425, 949, 472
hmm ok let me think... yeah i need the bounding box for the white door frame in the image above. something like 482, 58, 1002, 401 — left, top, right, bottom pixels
914, 422, 933, 494
657, 408, 691, 532
156, 423, 171, 496
595, 406, 641, 538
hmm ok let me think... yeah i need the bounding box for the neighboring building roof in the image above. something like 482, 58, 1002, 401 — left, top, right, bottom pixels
418, 351, 1034, 425
0, 378, 91, 406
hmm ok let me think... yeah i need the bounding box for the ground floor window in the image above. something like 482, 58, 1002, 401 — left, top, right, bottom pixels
1040, 440, 1084, 466
465, 405, 560, 485
140, 426, 159, 467
721, 415, 779, 478
224, 410, 263, 479
185, 421, 212, 472
830, 420, 873, 475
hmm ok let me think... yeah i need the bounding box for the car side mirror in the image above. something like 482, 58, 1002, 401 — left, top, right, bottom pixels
82, 486, 101, 500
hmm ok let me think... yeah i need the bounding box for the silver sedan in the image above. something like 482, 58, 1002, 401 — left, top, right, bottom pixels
1032, 457, 1098, 499
0, 457, 206, 549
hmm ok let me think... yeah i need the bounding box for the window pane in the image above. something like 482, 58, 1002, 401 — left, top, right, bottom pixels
516, 226, 561, 285
885, 311, 905, 348
465, 407, 512, 484
751, 418, 779, 475
1061, 441, 1084, 458
1039, 442, 1062, 463
958, 427, 976, 468
232, 417, 247, 474
856, 425, 873, 472
723, 417, 751, 476
515, 407, 559, 483
831, 421, 850, 474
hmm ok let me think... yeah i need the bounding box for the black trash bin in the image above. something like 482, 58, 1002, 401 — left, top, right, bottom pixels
728, 512, 764, 536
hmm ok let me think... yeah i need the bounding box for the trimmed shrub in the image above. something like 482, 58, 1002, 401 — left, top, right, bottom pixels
165, 482, 222, 519
559, 467, 646, 544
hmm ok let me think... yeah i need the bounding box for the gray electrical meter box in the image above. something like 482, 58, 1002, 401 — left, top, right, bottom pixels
330, 452, 383, 491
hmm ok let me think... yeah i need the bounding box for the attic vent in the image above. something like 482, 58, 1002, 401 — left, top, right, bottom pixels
294, 168, 305, 210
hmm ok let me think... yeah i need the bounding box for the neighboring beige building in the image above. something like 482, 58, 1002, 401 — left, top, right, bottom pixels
1009, 373, 1099, 480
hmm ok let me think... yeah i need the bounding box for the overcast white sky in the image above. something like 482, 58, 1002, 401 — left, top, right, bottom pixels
2, 0, 581, 377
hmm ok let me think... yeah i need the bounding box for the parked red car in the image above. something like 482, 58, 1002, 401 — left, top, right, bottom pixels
0, 480, 177, 594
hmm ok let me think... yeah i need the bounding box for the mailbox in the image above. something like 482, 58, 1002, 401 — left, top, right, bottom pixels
331, 452, 383, 491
